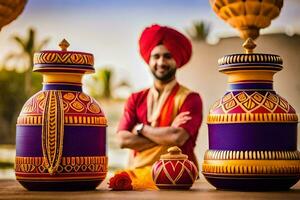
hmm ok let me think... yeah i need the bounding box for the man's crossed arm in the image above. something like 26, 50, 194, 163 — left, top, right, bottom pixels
117, 112, 191, 151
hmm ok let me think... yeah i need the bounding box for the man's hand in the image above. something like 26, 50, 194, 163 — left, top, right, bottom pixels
117, 130, 157, 152
141, 111, 191, 147
118, 112, 192, 151
171, 111, 191, 128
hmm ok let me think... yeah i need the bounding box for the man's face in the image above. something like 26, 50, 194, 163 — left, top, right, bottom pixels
149, 44, 177, 82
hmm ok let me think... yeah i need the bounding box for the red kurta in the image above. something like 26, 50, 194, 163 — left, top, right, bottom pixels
118, 84, 203, 167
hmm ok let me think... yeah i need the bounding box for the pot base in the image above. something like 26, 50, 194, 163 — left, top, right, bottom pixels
17, 179, 103, 191
156, 184, 193, 190
203, 173, 300, 191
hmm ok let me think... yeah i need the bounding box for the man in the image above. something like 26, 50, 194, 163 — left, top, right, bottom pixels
116, 24, 202, 189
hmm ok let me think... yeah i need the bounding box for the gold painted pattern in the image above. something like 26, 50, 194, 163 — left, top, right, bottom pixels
218, 54, 282, 66
15, 156, 107, 174
16, 175, 107, 181
34, 52, 93, 66
152, 160, 198, 184
63, 92, 75, 101
42, 91, 64, 175
18, 91, 107, 126
20, 91, 103, 115
79, 93, 90, 101
71, 101, 85, 112
17, 115, 107, 126
208, 91, 298, 123
63, 115, 107, 126
202, 160, 300, 175
207, 113, 298, 124
204, 150, 300, 160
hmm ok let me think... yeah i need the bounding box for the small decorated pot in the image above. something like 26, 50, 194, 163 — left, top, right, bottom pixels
152, 146, 198, 190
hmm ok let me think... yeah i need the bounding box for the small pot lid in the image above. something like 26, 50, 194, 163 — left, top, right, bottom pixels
218, 38, 283, 72
33, 39, 94, 74
160, 146, 188, 160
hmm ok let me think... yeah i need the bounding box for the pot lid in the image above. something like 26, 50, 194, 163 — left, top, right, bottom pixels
160, 146, 188, 160
33, 39, 94, 74
218, 38, 283, 72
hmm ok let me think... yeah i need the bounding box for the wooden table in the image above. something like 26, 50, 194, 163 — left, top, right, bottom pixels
0, 180, 299, 200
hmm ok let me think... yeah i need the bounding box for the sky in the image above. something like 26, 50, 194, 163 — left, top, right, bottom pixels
0, 0, 299, 91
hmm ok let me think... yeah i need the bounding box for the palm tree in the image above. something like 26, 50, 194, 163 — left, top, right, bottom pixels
85, 67, 113, 100
186, 21, 211, 42
99, 68, 112, 99
5, 27, 49, 97
84, 66, 131, 100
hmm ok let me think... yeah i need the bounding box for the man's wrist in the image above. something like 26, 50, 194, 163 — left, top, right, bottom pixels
135, 123, 145, 136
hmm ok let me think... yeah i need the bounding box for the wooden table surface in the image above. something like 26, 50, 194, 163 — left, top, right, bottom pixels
0, 180, 299, 200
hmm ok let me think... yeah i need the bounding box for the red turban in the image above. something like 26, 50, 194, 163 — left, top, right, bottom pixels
139, 24, 192, 68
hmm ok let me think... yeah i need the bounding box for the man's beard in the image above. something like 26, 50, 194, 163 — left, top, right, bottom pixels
152, 66, 177, 82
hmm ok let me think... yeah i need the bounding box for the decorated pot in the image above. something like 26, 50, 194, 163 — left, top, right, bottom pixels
210, 0, 283, 40
15, 39, 108, 191
202, 39, 300, 190
203, 0, 300, 191
152, 146, 198, 190
0, 0, 27, 31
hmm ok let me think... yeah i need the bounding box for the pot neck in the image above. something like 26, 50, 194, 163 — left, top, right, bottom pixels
42, 72, 83, 91
224, 69, 276, 92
